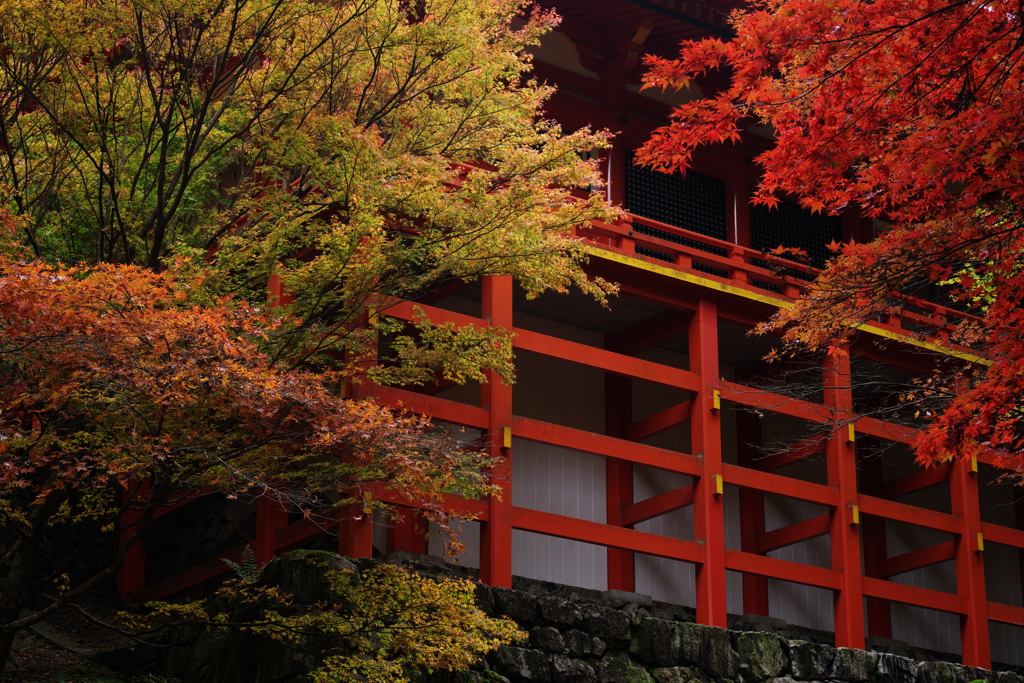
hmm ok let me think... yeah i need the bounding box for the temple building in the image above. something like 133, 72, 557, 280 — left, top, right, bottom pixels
122, 0, 1024, 670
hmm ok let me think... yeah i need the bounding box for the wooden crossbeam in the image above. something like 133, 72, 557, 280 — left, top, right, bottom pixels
878, 464, 950, 500
723, 463, 839, 507
724, 548, 841, 590
752, 513, 830, 554
858, 494, 959, 534
753, 435, 824, 472
862, 576, 967, 614
511, 506, 704, 564
623, 400, 692, 442
606, 308, 693, 356
513, 416, 703, 477
981, 521, 1024, 551
877, 540, 955, 578
621, 485, 694, 526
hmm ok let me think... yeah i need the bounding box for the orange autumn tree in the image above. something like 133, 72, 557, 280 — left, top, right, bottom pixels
0, 240, 521, 675
636, 0, 1024, 470
0, 0, 616, 675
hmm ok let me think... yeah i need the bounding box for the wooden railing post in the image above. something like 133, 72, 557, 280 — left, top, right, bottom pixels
824, 350, 866, 649
480, 275, 514, 588
689, 298, 728, 627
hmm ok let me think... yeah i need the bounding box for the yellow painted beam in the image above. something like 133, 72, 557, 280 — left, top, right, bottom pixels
587, 248, 991, 366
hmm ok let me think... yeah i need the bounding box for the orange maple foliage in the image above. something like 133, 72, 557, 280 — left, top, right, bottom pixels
636, 0, 1024, 469
0, 243, 497, 651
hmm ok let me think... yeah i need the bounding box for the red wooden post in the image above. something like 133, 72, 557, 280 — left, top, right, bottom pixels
824, 351, 866, 649
861, 451, 893, 638
689, 298, 728, 627
736, 409, 769, 615
1016, 496, 1024, 612
388, 507, 429, 555
254, 491, 289, 566
950, 455, 991, 667
116, 480, 150, 601
606, 368, 635, 592
608, 136, 627, 208
480, 275, 514, 588
338, 498, 375, 559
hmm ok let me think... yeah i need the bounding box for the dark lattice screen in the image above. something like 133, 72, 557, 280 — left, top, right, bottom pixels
751, 201, 842, 269
625, 153, 727, 243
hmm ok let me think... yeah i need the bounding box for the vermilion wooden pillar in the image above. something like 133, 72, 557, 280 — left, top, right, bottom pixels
254, 492, 289, 566
480, 275, 514, 588
606, 373, 635, 592
861, 451, 893, 638
951, 456, 991, 667
338, 500, 374, 559
116, 480, 149, 601
388, 507, 429, 555
736, 409, 769, 615
1016, 496, 1024, 610
689, 298, 728, 627
824, 351, 866, 649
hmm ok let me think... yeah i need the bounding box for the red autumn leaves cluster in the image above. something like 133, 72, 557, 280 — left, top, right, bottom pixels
637, 0, 1024, 467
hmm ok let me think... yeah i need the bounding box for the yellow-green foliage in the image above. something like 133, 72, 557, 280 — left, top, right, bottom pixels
145, 562, 523, 683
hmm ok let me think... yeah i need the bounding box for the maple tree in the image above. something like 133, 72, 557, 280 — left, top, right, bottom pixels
0, 0, 613, 674
636, 0, 1024, 469
0, 243, 518, 675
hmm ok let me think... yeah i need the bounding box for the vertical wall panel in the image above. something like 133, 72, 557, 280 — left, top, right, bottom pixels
990, 621, 1024, 667
511, 438, 607, 589
634, 465, 696, 604
760, 494, 834, 631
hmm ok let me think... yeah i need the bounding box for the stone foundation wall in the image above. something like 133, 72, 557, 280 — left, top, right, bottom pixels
155, 550, 1023, 683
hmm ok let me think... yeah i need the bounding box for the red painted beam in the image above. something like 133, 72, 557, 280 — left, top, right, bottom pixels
368, 487, 488, 520
857, 494, 960, 534
606, 309, 693, 356
723, 463, 840, 507
988, 600, 1024, 626
374, 386, 489, 429
980, 522, 1024, 550
511, 506, 705, 564
877, 540, 955, 578
152, 487, 216, 519
621, 485, 694, 526
137, 544, 245, 602
623, 401, 692, 442
724, 549, 841, 590
877, 464, 950, 500
854, 416, 916, 444
752, 514, 830, 554
512, 416, 703, 477
862, 576, 968, 614
754, 435, 824, 472
719, 381, 833, 424
513, 327, 701, 392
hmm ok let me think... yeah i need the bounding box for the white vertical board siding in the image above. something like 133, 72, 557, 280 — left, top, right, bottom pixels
634, 465, 696, 605
428, 520, 481, 569
991, 621, 1024, 667
762, 494, 835, 632
884, 519, 960, 655
985, 542, 1024, 666
511, 438, 607, 590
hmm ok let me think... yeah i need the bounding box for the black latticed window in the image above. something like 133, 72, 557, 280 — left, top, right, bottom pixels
624, 152, 727, 243
751, 201, 842, 269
